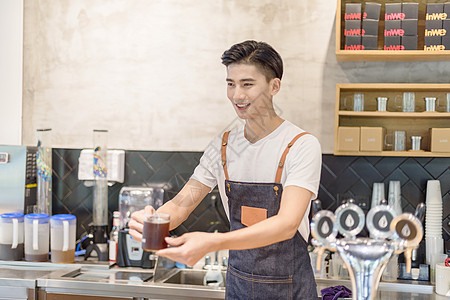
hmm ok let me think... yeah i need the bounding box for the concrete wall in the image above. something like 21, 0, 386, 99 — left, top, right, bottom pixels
0, 0, 23, 145
22, 0, 450, 152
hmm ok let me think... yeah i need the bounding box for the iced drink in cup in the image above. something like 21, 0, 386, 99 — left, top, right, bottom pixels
142, 213, 170, 251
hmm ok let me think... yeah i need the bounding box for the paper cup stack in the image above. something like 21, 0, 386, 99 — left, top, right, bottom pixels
425, 180, 444, 265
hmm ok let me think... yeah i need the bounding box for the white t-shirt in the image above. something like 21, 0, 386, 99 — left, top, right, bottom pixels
191, 120, 322, 240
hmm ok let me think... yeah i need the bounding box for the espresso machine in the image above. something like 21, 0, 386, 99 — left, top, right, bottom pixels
117, 185, 167, 268
311, 199, 424, 300
0, 145, 37, 214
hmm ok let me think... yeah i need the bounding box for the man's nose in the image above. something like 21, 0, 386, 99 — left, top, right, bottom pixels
233, 86, 246, 101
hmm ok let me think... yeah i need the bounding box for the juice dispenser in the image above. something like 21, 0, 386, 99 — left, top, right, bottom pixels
0, 213, 24, 261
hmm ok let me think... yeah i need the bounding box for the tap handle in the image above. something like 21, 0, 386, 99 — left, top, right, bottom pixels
312, 199, 322, 217
414, 203, 425, 224
315, 247, 325, 271
404, 248, 413, 273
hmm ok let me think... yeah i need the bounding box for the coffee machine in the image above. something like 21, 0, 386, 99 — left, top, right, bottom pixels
117, 185, 168, 268
0, 145, 37, 214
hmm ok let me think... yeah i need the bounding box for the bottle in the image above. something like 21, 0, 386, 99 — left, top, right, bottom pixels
109, 211, 120, 263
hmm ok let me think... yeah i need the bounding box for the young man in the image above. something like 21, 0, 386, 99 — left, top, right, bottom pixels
129, 40, 321, 299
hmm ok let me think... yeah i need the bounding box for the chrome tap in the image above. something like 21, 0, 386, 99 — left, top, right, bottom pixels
311, 201, 424, 300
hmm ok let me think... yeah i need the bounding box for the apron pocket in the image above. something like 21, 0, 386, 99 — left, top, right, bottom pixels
241, 206, 267, 227
227, 264, 293, 300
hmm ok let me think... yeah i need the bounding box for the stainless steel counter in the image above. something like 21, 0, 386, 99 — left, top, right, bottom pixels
0, 261, 447, 300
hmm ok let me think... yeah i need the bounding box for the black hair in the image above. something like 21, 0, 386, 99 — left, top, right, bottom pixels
221, 40, 283, 81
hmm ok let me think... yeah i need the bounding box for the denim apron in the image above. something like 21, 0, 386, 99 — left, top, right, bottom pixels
221, 131, 317, 300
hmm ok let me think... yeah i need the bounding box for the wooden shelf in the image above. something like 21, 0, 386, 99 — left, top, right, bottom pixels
334, 150, 450, 157
334, 83, 450, 157
336, 50, 450, 62
338, 111, 450, 117
336, 0, 450, 61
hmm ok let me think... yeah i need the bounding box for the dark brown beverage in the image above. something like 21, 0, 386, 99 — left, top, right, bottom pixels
25, 253, 49, 262
142, 219, 170, 251
0, 243, 24, 261
51, 249, 75, 263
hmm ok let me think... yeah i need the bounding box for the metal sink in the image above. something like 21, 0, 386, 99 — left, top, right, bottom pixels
161, 269, 226, 287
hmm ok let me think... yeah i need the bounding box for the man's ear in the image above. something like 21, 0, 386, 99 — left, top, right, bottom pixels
271, 78, 281, 95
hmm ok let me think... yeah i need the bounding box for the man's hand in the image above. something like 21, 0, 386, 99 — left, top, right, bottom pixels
128, 205, 156, 242
156, 232, 220, 266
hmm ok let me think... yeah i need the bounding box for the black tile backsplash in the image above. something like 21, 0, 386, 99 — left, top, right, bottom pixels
51, 150, 450, 246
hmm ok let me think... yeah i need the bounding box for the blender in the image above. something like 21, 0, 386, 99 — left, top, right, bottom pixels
117, 186, 167, 268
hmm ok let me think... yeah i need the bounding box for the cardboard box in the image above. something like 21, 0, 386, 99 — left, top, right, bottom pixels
345, 35, 362, 50
364, 2, 381, 20
442, 35, 450, 50
337, 127, 360, 152
385, 3, 402, 15
401, 19, 418, 36
362, 35, 378, 50
384, 35, 401, 46
431, 128, 450, 152
402, 3, 419, 19
424, 35, 442, 47
445, 2, 450, 19
345, 3, 362, 20
402, 35, 418, 50
426, 19, 443, 30
443, 19, 450, 34
427, 3, 444, 14
345, 20, 362, 35
360, 127, 385, 152
363, 19, 379, 36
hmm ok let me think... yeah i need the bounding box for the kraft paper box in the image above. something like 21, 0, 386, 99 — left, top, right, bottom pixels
338, 127, 360, 152
431, 128, 450, 152
360, 127, 385, 152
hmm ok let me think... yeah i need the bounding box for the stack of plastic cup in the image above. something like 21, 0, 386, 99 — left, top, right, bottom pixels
425, 180, 444, 266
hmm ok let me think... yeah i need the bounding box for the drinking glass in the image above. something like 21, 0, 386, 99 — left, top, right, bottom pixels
142, 213, 170, 252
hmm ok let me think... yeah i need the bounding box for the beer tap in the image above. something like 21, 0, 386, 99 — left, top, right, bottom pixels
310, 200, 424, 300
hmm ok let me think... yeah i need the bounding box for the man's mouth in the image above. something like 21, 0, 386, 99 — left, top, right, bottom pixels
235, 103, 250, 110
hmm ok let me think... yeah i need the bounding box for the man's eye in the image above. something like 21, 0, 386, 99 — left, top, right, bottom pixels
227, 82, 234, 87
244, 83, 253, 87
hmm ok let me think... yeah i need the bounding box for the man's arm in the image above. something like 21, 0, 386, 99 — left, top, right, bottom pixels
128, 178, 211, 241
157, 185, 312, 266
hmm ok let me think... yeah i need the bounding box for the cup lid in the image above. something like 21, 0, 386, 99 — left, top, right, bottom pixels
51, 214, 76, 221
1, 213, 24, 219
25, 213, 49, 219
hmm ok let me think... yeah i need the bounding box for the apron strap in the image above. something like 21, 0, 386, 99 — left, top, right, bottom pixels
275, 132, 309, 183
221, 131, 231, 181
